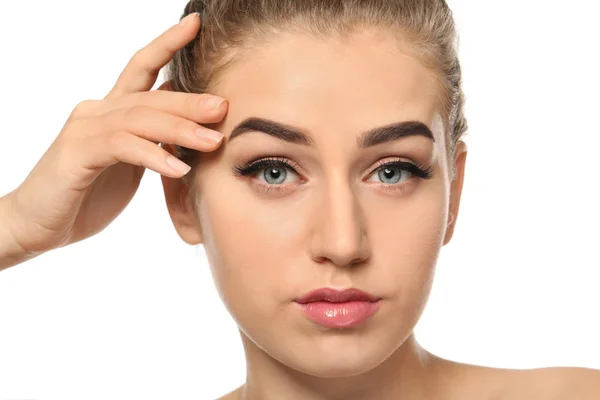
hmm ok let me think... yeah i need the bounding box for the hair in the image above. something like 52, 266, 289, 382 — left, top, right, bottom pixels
165, 0, 468, 180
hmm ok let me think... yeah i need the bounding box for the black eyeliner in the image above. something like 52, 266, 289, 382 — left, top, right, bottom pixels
233, 157, 434, 180
370, 161, 433, 180
233, 157, 298, 177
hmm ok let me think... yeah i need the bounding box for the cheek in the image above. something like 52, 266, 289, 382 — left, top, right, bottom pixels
196, 166, 448, 327
195, 179, 303, 319
369, 183, 447, 305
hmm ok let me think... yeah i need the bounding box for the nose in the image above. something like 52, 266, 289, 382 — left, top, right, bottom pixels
309, 179, 371, 267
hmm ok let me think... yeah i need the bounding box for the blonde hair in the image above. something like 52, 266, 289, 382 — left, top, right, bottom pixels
166, 0, 468, 179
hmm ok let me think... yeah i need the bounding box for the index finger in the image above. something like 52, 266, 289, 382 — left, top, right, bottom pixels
105, 12, 201, 100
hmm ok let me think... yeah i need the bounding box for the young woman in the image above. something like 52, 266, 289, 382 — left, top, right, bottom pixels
1, 1, 599, 398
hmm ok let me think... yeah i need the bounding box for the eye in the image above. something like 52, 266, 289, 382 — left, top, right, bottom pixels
259, 164, 297, 185
233, 157, 301, 185
233, 157, 433, 193
368, 164, 411, 184
366, 160, 433, 185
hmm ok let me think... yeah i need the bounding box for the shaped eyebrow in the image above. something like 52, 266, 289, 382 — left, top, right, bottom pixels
227, 117, 435, 148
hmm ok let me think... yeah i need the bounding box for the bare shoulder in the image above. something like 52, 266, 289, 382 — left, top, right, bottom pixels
430, 356, 600, 400
214, 366, 600, 400
504, 366, 600, 399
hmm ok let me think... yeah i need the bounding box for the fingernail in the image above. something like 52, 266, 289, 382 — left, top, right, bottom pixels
196, 128, 224, 143
203, 96, 226, 110
179, 12, 198, 26
166, 156, 192, 175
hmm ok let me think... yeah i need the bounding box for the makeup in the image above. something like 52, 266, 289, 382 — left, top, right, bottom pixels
232, 156, 433, 196
294, 288, 382, 329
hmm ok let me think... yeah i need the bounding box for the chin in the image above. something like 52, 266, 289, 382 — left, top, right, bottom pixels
283, 349, 389, 378
264, 329, 398, 379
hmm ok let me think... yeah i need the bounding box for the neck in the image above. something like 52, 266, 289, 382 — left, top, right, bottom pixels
238, 332, 449, 400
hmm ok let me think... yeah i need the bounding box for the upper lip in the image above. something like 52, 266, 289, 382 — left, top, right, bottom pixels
295, 287, 381, 304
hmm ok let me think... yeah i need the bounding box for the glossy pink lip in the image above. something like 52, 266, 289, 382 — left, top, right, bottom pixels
294, 288, 382, 329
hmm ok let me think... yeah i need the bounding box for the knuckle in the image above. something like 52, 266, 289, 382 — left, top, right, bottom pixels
70, 100, 95, 118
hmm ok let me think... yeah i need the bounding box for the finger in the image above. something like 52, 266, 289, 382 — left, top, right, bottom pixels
100, 105, 224, 150
105, 12, 201, 99
82, 91, 228, 125
89, 130, 193, 178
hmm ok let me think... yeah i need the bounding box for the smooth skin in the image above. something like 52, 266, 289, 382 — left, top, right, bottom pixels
1, 11, 598, 400
0, 13, 226, 270
158, 20, 600, 400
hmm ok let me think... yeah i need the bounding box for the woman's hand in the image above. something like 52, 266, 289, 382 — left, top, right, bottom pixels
2, 12, 224, 265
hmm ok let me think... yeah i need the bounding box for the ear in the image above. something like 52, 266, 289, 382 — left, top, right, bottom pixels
160, 144, 204, 246
443, 140, 467, 246
155, 79, 204, 244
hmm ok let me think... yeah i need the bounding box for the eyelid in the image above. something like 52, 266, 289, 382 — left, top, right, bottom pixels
364, 157, 434, 181
234, 155, 432, 184
364, 157, 407, 178
251, 157, 302, 173
233, 157, 303, 196
249, 157, 303, 178
232, 157, 304, 182
368, 157, 398, 172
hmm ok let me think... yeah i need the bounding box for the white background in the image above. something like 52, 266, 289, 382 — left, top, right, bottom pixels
0, 1, 599, 399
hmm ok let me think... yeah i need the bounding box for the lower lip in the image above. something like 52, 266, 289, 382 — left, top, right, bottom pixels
296, 300, 382, 328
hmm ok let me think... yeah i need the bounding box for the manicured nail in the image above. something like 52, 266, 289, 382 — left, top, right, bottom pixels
196, 128, 224, 143
179, 12, 198, 26
166, 156, 192, 175
203, 95, 226, 110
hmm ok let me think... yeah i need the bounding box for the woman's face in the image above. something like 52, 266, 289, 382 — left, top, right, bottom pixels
164, 27, 466, 377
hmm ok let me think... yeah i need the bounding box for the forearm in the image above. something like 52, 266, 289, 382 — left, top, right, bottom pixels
0, 191, 37, 271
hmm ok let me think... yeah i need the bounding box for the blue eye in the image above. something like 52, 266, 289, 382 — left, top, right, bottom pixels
377, 167, 412, 184
234, 158, 300, 185
367, 161, 433, 184
233, 158, 433, 188
262, 166, 287, 184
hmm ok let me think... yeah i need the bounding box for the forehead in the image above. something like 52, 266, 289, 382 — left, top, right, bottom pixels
210, 27, 444, 143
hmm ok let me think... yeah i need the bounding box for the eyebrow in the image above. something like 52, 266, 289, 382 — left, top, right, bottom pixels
228, 117, 435, 148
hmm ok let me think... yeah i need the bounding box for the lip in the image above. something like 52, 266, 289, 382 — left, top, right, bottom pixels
295, 287, 381, 304
294, 288, 382, 329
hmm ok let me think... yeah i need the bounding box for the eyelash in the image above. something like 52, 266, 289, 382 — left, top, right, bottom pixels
233, 156, 433, 195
